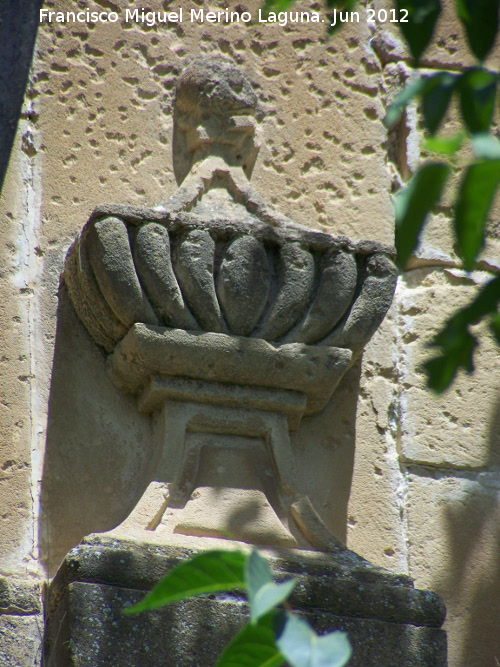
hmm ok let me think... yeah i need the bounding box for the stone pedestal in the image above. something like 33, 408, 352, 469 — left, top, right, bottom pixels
44, 536, 447, 667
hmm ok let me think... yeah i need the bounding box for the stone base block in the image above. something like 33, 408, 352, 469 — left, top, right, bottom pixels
44, 536, 447, 667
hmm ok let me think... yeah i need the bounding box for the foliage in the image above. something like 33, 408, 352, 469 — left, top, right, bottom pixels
265, 0, 500, 393
424, 274, 500, 391
124, 549, 352, 667
387, 0, 500, 391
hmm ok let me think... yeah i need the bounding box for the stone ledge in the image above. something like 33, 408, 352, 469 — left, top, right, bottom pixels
44, 536, 447, 666
108, 324, 353, 416
47, 536, 445, 628
45, 581, 446, 667
138, 375, 307, 432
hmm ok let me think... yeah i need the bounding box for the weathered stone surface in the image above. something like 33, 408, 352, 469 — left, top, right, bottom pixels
174, 487, 298, 547
260, 242, 315, 341
40, 288, 155, 576
86, 195, 395, 256
64, 190, 397, 350
47, 582, 447, 667
0, 578, 41, 615
412, 207, 500, 274
36, 1, 394, 244
108, 323, 353, 416
324, 253, 398, 351
133, 222, 199, 331
347, 373, 410, 573
139, 376, 306, 431
45, 538, 446, 667
371, 0, 500, 70
88, 216, 158, 328
63, 238, 128, 353
44, 537, 446, 666
216, 235, 270, 336
293, 249, 357, 344
173, 56, 260, 184
173, 228, 227, 333
396, 82, 500, 274
59, 60, 397, 562
0, 114, 37, 575
4, 0, 494, 663
0, 577, 41, 666
0, 615, 42, 667
406, 473, 500, 667
397, 270, 500, 469
59, 536, 446, 624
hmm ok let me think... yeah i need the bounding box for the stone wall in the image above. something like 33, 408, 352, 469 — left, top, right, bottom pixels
0, 1, 499, 665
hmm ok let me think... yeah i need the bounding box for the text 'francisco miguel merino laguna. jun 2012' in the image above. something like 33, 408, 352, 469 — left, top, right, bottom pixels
39, 6, 411, 27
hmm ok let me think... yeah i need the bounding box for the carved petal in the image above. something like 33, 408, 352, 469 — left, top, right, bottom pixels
87, 216, 158, 328
295, 249, 357, 344
260, 242, 315, 341
172, 229, 227, 333
322, 253, 397, 351
216, 236, 270, 336
63, 239, 128, 353
134, 223, 200, 330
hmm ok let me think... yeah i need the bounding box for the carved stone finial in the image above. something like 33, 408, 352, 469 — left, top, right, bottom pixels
173, 57, 260, 184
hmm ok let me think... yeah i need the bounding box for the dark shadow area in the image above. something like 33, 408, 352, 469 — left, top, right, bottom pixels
40, 285, 155, 576
435, 390, 500, 666
488, 389, 500, 466
292, 359, 361, 544
0, 0, 43, 195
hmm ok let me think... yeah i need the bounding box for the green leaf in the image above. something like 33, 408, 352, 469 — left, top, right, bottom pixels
455, 0, 500, 61
324, 0, 358, 7
215, 613, 285, 667
441, 274, 500, 325
384, 77, 426, 128
395, 0, 441, 61
425, 330, 478, 391
421, 72, 458, 134
458, 68, 498, 134
394, 163, 450, 269
423, 133, 465, 156
261, 0, 295, 14
454, 160, 500, 270
276, 613, 352, 667
123, 550, 246, 615
326, 0, 359, 35
490, 311, 500, 344
266, 0, 358, 33
472, 133, 500, 160
385, 72, 458, 133
425, 275, 500, 391
246, 549, 274, 593
246, 550, 297, 625
251, 581, 298, 625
